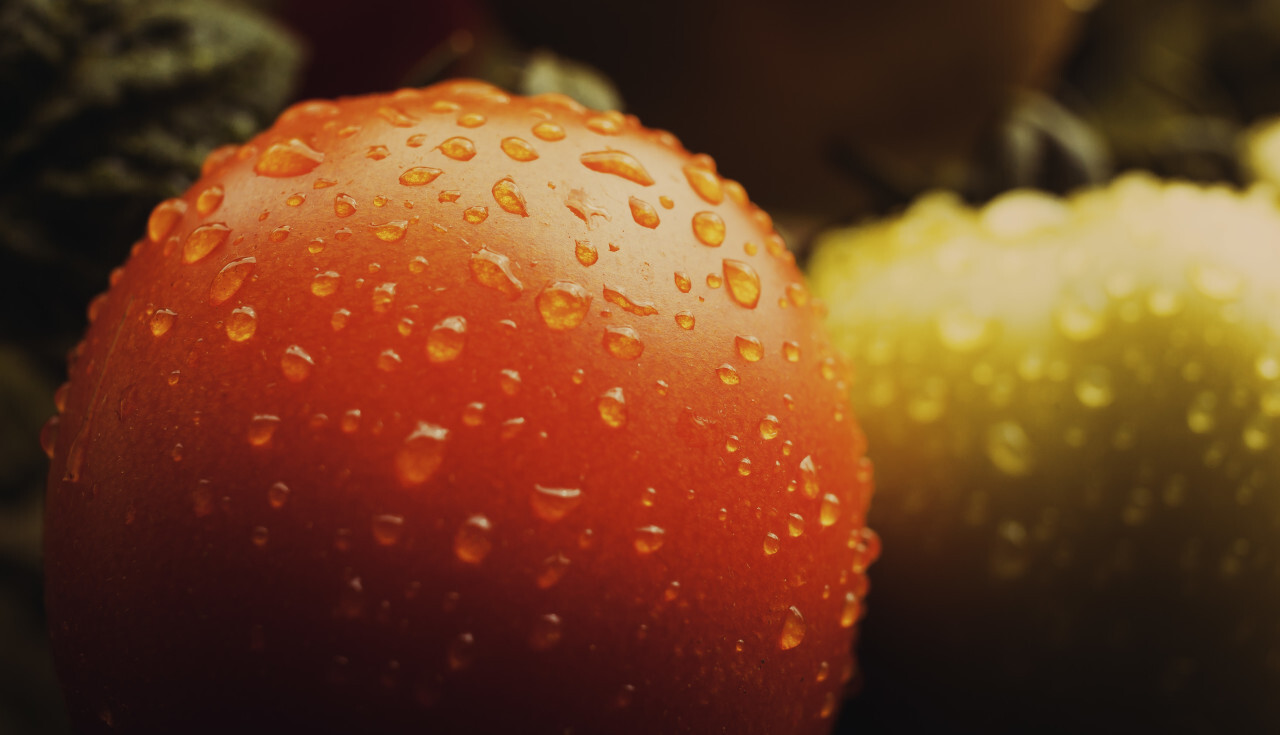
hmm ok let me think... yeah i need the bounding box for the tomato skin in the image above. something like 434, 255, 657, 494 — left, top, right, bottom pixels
44, 81, 872, 734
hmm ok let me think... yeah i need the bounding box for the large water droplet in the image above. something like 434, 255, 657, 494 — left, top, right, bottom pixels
634, 525, 666, 554
598, 387, 627, 427
531, 485, 583, 521
248, 414, 280, 447
372, 282, 397, 313
183, 223, 231, 264
254, 139, 325, 177
209, 256, 256, 306
454, 515, 492, 563
501, 137, 539, 161
196, 184, 225, 216
603, 326, 644, 359
779, 606, 806, 650
575, 240, 599, 266
692, 212, 726, 246
716, 364, 740, 385
469, 248, 523, 298
675, 311, 695, 330
225, 305, 258, 342
400, 166, 443, 186
493, 177, 529, 216
683, 161, 723, 204
629, 197, 660, 228
819, 493, 841, 527
722, 260, 760, 308
148, 198, 187, 242
333, 193, 357, 218
149, 308, 176, 337
759, 415, 779, 440
735, 335, 764, 362
440, 137, 476, 161
280, 345, 314, 382
427, 316, 467, 363
312, 271, 340, 297
537, 281, 591, 330
580, 150, 654, 185
396, 422, 449, 486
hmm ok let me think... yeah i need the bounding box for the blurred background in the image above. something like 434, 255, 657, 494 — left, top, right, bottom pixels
6, 0, 1280, 731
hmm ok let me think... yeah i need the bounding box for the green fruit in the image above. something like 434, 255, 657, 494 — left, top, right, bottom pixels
811, 174, 1280, 732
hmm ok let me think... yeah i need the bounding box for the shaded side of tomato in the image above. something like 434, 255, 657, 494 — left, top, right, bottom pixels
44, 81, 874, 734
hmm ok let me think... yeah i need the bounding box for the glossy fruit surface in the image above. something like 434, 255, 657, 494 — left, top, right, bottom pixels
810, 174, 1280, 732
43, 80, 874, 734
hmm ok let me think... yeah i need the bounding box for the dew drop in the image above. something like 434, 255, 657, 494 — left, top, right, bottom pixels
254, 138, 325, 177
454, 514, 492, 563
149, 308, 176, 336
501, 137, 539, 161
312, 271, 340, 297
598, 387, 627, 427
373, 220, 408, 242
840, 591, 860, 628
531, 485, 583, 522
759, 415, 779, 440
675, 311, 695, 330
226, 306, 258, 342
196, 184, 225, 216
499, 369, 522, 396
399, 166, 443, 186
372, 282, 397, 313
717, 364, 740, 385
575, 240, 599, 266
248, 414, 280, 447
377, 105, 419, 127
440, 137, 476, 161
782, 341, 801, 363
148, 198, 187, 242
735, 335, 764, 362
722, 260, 761, 308
209, 256, 256, 306
820, 493, 841, 527
469, 248, 523, 298
532, 121, 565, 141
334, 193, 357, 218
286, 192, 306, 207
537, 281, 591, 330
763, 533, 781, 556
692, 212, 726, 246
183, 223, 230, 264
372, 514, 405, 546
580, 150, 654, 185
395, 422, 449, 486
738, 458, 752, 476
427, 316, 467, 363
634, 525, 666, 554
674, 271, 692, 293
268, 225, 291, 243
492, 177, 528, 216
461, 402, 485, 426
683, 161, 723, 204
629, 197, 660, 228
603, 325, 644, 359
706, 273, 723, 289
799, 455, 819, 498
603, 285, 657, 316
280, 345, 315, 382
779, 606, 806, 650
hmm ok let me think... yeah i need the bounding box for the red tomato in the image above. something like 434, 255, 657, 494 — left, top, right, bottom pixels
43, 80, 875, 734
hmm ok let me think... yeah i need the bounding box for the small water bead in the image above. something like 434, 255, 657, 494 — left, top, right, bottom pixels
286, 193, 306, 207
603, 286, 657, 316
377, 349, 403, 372
148, 198, 187, 242
706, 273, 723, 289
183, 223, 230, 264
268, 225, 292, 243
281, 345, 315, 382
372, 514, 405, 546
366, 145, 390, 161
779, 606, 806, 650
675, 311, 695, 330
438, 190, 460, 203
759, 415, 780, 440
149, 309, 176, 337
586, 112, 623, 134
395, 422, 449, 486
537, 281, 591, 330
629, 197, 660, 228
254, 138, 325, 177
341, 409, 361, 433
372, 282, 397, 313
840, 591, 861, 628
209, 256, 256, 306
492, 177, 528, 216
470, 247, 524, 298
819, 494, 841, 527
196, 184, 225, 215
406, 133, 427, 147
735, 335, 764, 362
532, 121, 566, 141
501, 137, 538, 161
737, 458, 752, 476
531, 485, 583, 521
763, 533, 781, 556
785, 282, 808, 307
529, 613, 563, 651
716, 364, 740, 385
570, 369, 586, 385
377, 105, 418, 127
308, 238, 326, 254
797, 455, 820, 498
454, 515, 493, 563
634, 525, 666, 554
440, 137, 477, 161
447, 632, 476, 672
820, 692, 838, 719
427, 316, 467, 363
225, 306, 258, 342
247, 414, 280, 447
499, 369, 522, 396
580, 150, 654, 186
692, 212, 726, 246
399, 166, 443, 186
267, 481, 290, 509
683, 161, 723, 204
722, 260, 761, 308
674, 271, 692, 293
333, 193, 357, 218
598, 387, 627, 427
457, 112, 486, 128
603, 326, 644, 359
329, 309, 351, 333
373, 220, 408, 242
313, 177, 337, 189
785, 513, 807, 537
537, 553, 571, 589
575, 240, 599, 266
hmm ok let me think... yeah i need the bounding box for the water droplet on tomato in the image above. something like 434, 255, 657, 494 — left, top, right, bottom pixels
634, 525, 666, 554
373, 220, 408, 242
400, 166, 443, 186
820, 493, 841, 527
598, 387, 627, 427
196, 184, 225, 215
735, 335, 764, 362
254, 138, 324, 177
674, 271, 692, 293
580, 150, 654, 185
267, 482, 290, 509
396, 422, 449, 486
603, 326, 644, 359
333, 193, 357, 218
692, 212, 725, 246
575, 240, 599, 266
532, 122, 565, 141
225, 306, 258, 342
763, 533, 781, 556
440, 137, 476, 161
183, 223, 230, 264
248, 414, 280, 447
209, 256, 256, 306
537, 281, 591, 330
537, 553, 570, 589
492, 177, 528, 216
454, 514, 492, 563
717, 364, 740, 385
426, 316, 467, 363
629, 197, 660, 228
531, 485, 583, 521
280, 345, 314, 382
149, 308, 176, 336
722, 260, 760, 308
469, 248, 523, 298
529, 613, 563, 651
779, 606, 806, 650
675, 311, 694, 330
759, 416, 779, 440
312, 271, 340, 297
372, 514, 405, 546
148, 198, 187, 242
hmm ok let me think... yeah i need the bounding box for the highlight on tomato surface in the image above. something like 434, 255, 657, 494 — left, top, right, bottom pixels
42, 79, 876, 734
